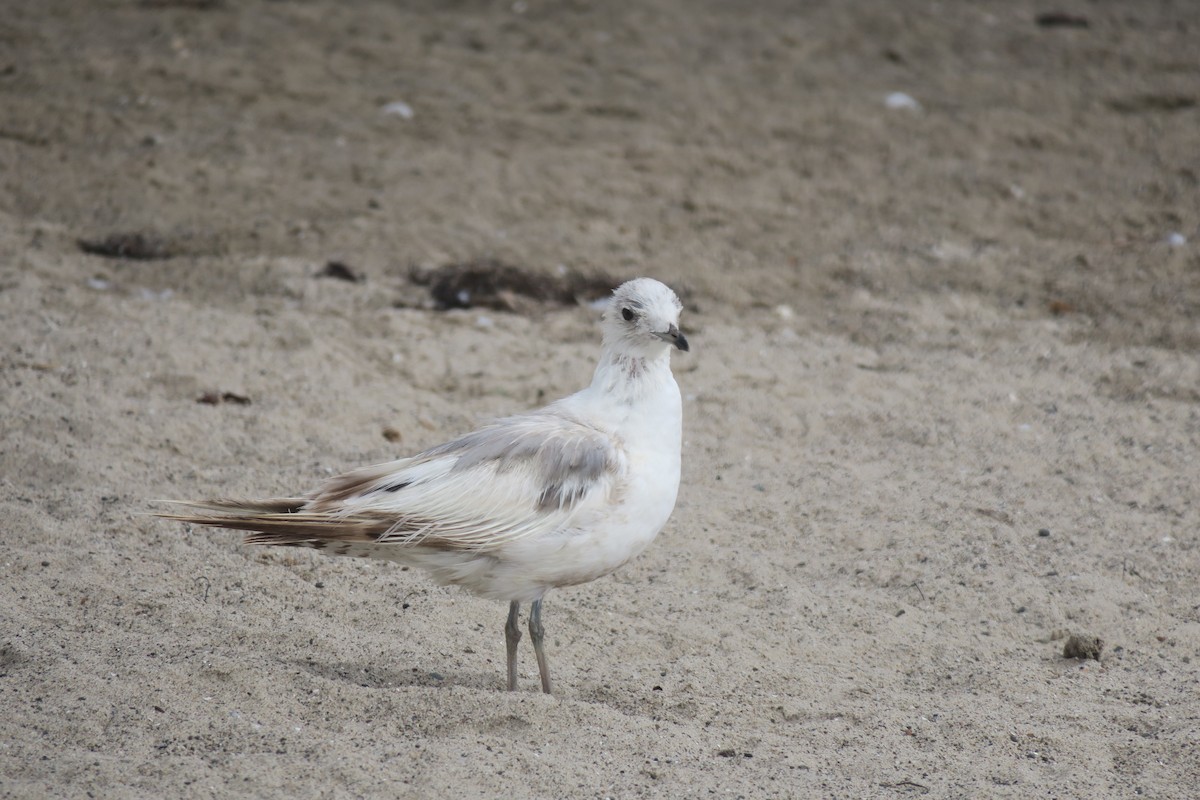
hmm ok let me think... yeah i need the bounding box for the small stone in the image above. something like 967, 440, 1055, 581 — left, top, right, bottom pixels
381, 101, 414, 119
885, 92, 921, 111
1037, 528, 1051, 537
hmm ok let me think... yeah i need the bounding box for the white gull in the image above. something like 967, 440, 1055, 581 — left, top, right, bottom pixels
162, 277, 689, 694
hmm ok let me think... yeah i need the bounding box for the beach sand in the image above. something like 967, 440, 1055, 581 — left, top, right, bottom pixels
2, 1, 1197, 796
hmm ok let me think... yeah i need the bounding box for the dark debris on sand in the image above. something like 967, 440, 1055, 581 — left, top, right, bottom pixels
1062, 634, 1105, 661
317, 260, 364, 283
78, 233, 175, 261
412, 260, 621, 313
197, 391, 251, 406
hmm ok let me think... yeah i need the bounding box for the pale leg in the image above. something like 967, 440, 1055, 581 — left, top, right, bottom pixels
505, 600, 521, 691
529, 598, 552, 695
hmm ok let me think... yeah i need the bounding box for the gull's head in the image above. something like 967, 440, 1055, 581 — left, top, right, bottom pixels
603, 278, 688, 356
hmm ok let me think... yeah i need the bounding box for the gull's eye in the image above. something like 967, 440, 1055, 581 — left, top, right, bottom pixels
621, 307, 635, 322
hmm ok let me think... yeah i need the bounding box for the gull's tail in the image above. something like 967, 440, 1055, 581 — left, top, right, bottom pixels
156, 499, 393, 554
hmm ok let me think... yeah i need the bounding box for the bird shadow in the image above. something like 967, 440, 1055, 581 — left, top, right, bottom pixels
291, 657, 501, 692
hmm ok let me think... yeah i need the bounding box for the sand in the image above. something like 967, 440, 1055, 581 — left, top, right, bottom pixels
2, 1, 1198, 797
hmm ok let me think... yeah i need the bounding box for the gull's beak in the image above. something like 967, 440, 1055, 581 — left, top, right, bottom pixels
655, 324, 689, 352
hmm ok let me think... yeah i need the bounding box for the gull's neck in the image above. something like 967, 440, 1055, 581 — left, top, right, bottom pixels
588, 343, 675, 404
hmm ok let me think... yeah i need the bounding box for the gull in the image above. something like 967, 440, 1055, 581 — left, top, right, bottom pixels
162, 278, 688, 694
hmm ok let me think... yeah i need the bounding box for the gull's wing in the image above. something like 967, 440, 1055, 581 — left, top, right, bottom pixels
164, 410, 627, 553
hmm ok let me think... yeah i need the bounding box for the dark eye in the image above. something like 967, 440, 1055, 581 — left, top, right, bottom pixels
621, 307, 635, 321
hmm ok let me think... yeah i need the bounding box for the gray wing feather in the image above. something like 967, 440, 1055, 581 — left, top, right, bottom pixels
424, 413, 617, 511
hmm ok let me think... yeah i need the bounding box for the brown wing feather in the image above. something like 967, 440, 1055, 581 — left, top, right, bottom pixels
307, 462, 407, 507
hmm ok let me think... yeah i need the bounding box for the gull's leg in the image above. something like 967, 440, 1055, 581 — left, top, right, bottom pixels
529, 598, 553, 695
505, 601, 521, 691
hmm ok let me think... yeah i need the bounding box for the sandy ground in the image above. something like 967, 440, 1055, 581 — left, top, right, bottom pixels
3, 1, 1199, 797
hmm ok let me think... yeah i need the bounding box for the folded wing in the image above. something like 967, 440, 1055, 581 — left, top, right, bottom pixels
163, 410, 626, 554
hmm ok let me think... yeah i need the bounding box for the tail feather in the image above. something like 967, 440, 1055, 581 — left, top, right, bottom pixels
159, 498, 309, 515
156, 503, 395, 555
157, 501, 465, 555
